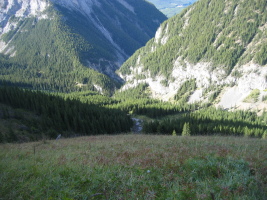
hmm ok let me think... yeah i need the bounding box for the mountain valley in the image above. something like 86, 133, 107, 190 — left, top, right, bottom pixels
0, 0, 166, 94
0, 0, 266, 139
1, 1, 267, 198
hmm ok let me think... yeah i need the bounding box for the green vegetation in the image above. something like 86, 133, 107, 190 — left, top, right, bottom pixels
0, 0, 166, 94
174, 79, 197, 101
1, 0, 267, 197
255, 44, 267, 66
114, 83, 151, 100
59, 91, 119, 106
0, 135, 266, 199
0, 86, 132, 142
243, 89, 261, 103
143, 107, 267, 138
2, 84, 267, 142
120, 0, 267, 80
1, 2, 267, 196
0, 103, 42, 143
182, 122, 191, 136
110, 98, 198, 118
0, 15, 119, 95
111, 83, 198, 117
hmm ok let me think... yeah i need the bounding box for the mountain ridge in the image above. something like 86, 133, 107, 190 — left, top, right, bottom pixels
119, 0, 267, 111
0, 0, 167, 94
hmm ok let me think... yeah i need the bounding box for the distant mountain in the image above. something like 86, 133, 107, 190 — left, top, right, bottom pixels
119, 0, 267, 111
147, 0, 198, 18
0, 0, 166, 94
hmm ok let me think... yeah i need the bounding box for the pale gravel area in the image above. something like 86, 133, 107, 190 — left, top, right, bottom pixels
217, 63, 267, 111
121, 60, 267, 112
217, 86, 249, 109
188, 89, 203, 104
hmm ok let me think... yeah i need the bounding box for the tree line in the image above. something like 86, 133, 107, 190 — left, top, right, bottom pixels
143, 107, 267, 138
0, 86, 133, 142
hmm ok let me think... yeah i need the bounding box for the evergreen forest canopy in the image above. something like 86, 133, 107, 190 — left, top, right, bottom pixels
120, 0, 267, 79
0, 13, 119, 95
0, 86, 133, 143
0, 84, 267, 143
0, 0, 166, 95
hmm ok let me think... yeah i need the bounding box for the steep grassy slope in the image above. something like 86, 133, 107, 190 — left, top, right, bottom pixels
0, 135, 266, 199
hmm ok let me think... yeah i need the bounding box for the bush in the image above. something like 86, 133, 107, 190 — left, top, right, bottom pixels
243, 89, 260, 103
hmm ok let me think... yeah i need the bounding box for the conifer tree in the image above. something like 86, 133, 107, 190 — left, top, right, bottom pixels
182, 122, 191, 136
244, 126, 251, 138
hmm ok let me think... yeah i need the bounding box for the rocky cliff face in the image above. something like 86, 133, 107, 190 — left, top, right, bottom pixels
0, 0, 49, 31
0, 0, 166, 93
119, 0, 267, 111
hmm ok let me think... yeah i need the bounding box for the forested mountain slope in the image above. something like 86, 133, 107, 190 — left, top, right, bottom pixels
0, 0, 166, 94
119, 0, 267, 111
0, 86, 132, 142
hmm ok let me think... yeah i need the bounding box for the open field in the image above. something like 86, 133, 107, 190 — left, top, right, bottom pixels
0, 135, 267, 199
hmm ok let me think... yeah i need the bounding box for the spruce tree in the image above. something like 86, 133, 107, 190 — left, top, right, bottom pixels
182, 122, 191, 136
244, 126, 251, 137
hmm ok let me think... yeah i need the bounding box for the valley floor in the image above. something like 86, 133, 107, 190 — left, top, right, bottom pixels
0, 134, 266, 199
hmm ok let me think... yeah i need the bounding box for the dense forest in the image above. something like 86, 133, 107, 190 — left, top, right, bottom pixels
143, 107, 267, 139
0, 15, 120, 95
120, 0, 267, 80
0, 86, 132, 142
114, 85, 267, 139
0, 0, 166, 95
1, 82, 267, 143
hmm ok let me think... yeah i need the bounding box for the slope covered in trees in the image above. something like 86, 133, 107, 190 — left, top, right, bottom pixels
0, 86, 132, 142
143, 107, 267, 139
120, 0, 267, 78
119, 0, 267, 109
0, 0, 166, 94
1, 83, 267, 143
0, 15, 119, 95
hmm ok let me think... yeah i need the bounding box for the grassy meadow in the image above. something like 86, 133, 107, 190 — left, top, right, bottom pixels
0, 134, 267, 199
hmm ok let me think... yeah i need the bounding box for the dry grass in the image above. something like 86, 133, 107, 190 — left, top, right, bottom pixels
0, 134, 266, 199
